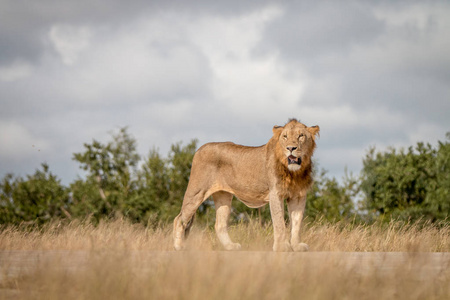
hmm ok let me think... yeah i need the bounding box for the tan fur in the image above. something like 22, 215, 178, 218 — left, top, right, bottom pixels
173, 119, 320, 251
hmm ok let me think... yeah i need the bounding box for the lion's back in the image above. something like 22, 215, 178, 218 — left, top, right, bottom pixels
194, 142, 267, 168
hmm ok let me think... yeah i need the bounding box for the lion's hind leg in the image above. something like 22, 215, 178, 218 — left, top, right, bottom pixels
173, 191, 205, 251
213, 191, 241, 251
173, 213, 187, 251
173, 212, 195, 249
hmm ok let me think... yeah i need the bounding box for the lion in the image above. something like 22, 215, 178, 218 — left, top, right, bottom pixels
173, 118, 320, 252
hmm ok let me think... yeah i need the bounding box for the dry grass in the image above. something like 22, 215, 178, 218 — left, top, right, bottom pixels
1, 218, 447, 252
0, 218, 449, 300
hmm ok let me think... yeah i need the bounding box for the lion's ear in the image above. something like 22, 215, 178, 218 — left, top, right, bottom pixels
272, 125, 283, 135
307, 125, 320, 139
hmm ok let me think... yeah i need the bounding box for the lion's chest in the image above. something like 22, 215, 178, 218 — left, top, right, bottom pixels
275, 173, 311, 200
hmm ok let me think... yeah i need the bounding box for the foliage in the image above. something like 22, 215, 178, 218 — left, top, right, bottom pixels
360, 135, 450, 222
1, 128, 448, 226
0, 164, 70, 224
70, 128, 198, 225
71, 127, 141, 221
306, 169, 358, 222
136, 140, 198, 224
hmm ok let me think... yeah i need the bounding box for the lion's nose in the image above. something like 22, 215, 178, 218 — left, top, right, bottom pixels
287, 146, 297, 152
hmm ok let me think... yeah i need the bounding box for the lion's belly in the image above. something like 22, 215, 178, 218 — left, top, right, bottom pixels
236, 197, 269, 208
205, 182, 270, 208
232, 190, 270, 208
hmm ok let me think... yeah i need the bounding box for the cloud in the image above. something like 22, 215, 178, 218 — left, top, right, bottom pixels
262, 1, 385, 60
260, 1, 450, 141
45, 16, 213, 105
0, 4, 284, 183
0, 121, 49, 160
49, 24, 92, 65
0, 1, 449, 185
187, 6, 305, 124
0, 60, 33, 82
0, 0, 271, 66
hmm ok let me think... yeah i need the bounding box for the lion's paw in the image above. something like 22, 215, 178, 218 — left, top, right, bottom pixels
273, 241, 292, 252
292, 242, 309, 252
174, 243, 185, 251
173, 238, 185, 251
224, 243, 241, 251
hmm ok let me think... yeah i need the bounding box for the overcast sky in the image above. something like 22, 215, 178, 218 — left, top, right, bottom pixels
1, 0, 449, 185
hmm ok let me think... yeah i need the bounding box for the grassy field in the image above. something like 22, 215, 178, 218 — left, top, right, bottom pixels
0, 219, 449, 299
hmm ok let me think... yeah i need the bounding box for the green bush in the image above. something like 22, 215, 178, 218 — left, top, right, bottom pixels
360, 134, 450, 222
0, 164, 70, 224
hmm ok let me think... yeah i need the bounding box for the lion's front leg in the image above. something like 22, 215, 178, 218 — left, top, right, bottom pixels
269, 192, 291, 252
287, 196, 309, 252
213, 192, 241, 251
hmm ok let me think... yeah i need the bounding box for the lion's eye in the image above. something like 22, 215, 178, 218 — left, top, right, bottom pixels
299, 134, 305, 140
283, 135, 288, 140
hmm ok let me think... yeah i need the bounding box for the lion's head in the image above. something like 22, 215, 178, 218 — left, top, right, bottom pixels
272, 119, 320, 172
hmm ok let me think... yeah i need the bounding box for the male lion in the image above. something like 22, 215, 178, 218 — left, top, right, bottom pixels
173, 119, 320, 252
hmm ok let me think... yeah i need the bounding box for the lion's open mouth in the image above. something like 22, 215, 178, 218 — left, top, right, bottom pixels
288, 155, 301, 165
